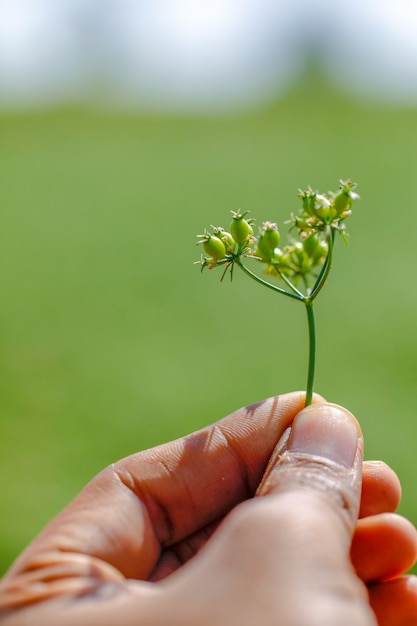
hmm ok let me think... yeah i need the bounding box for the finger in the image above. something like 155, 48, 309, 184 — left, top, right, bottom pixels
149, 458, 404, 582
360, 461, 402, 518
161, 403, 374, 626
258, 402, 363, 536
3, 392, 313, 589
351, 513, 417, 582
368, 576, 417, 626
148, 519, 221, 582
115, 391, 315, 546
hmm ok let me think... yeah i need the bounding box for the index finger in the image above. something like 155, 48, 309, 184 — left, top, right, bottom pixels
4, 391, 312, 586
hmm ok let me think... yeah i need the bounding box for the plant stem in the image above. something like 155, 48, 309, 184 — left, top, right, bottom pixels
309, 228, 335, 301
237, 260, 304, 302
239, 234, 334, 407
304, 300, 316, 406
278, 269, 305, 299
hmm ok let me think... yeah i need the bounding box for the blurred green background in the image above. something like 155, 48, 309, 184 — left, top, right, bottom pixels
1, 75, 417, 576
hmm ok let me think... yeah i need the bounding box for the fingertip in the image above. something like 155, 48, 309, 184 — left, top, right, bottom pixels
352, 513, 417, 583
369, 576, 417, 626
360, 461, 402, 517
257, 402, 363, 537
243, 391, 305, 422
244, 390, 326, 416
287, 403, 362, 468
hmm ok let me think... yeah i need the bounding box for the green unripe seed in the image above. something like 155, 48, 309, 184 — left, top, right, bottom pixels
292, 242, 305, 263
314, 194, 332, 220
230, 217, 253, 244
256, 225, 280, 262
219, 230, 236, 253
312, 241, 328, 264
302, 234, 320, 257
256, 237, 272, 262
294, 215, 310, 230
203, 235, 226, 260
272, 247, 284, 262
332, 180, 358, 216
262, 226, 280, 250
299, 191, 316, 217
277, 251, 293, 276
333, 191, 352, 215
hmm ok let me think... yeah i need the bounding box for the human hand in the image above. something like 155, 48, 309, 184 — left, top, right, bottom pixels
0, 392, 416, 625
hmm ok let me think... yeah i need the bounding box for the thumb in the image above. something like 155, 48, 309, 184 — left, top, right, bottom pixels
252, 402, 374, 625
159, 403, 373, 626
257, 402, 363, 539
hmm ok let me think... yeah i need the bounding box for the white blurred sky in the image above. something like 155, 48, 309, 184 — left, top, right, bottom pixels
0, 0, 417, 111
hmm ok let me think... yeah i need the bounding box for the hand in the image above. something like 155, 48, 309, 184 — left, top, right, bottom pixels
0, 392, 416, 625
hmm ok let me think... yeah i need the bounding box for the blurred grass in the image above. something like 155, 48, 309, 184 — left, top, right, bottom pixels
1, 76, 417, 575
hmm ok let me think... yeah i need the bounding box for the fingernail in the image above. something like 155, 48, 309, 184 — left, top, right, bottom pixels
288, 403, 360, 468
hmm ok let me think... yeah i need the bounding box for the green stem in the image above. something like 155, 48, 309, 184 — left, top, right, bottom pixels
239, 231, 335, 407
237, 260, 304, 302
309, 228, 335, 301
277, 268, 305, 299
304, 300, 316, 406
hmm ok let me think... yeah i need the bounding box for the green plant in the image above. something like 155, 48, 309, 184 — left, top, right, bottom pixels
196, 180, 359, 406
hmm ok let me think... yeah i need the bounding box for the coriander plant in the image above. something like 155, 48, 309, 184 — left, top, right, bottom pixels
196, 180, 359, 406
